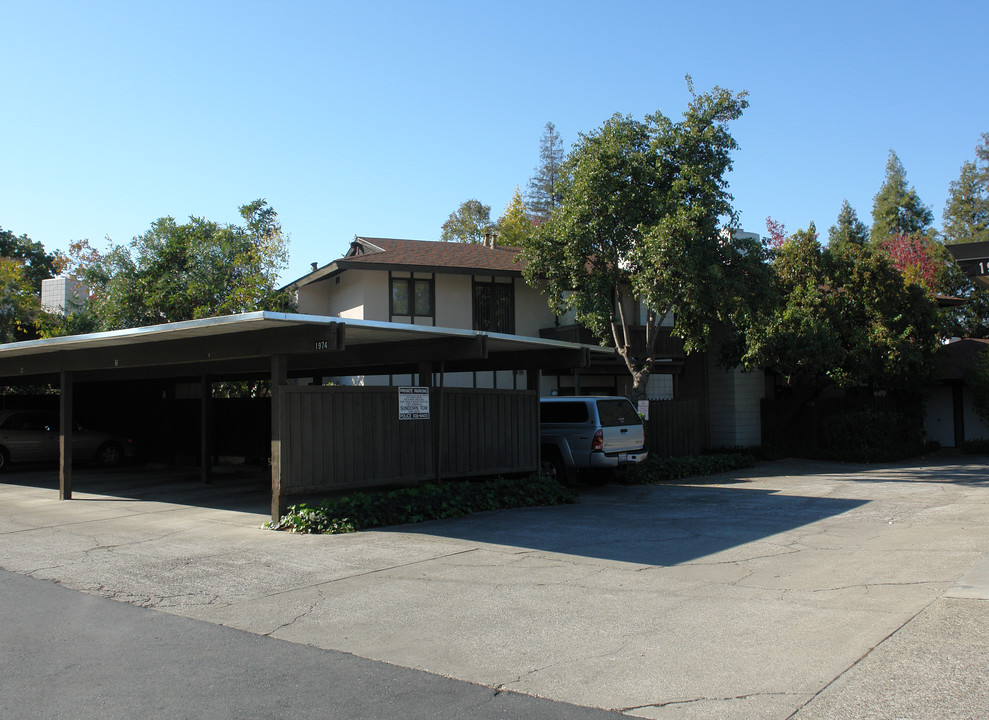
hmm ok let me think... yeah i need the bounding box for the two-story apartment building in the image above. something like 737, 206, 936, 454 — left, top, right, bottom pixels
287, 235, 767, 448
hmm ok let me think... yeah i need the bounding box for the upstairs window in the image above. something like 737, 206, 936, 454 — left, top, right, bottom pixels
391, 277, 434, 319
473, 280, 514, 334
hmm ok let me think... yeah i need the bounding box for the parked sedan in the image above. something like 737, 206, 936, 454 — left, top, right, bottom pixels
0, 411, 137, 472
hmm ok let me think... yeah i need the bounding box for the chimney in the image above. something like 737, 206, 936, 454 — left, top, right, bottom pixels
483, 231, 498, 248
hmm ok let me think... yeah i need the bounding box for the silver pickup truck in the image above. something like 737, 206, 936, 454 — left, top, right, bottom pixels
539, 396, 648, 484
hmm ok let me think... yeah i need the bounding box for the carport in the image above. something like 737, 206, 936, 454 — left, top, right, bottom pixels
0, 312, 597, 520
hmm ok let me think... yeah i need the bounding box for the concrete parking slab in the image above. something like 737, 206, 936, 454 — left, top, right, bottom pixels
1, 456, 988, 719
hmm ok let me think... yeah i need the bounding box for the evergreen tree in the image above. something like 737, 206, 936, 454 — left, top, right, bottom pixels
828, 200, 869, 250
526, 121, 564, 224
943, 133, 989, 245
870, 150, 933, 243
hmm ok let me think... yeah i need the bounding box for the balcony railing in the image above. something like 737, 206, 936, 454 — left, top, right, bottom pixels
539, 324, 685, 359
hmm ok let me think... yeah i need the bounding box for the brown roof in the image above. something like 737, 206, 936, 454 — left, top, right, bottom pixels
340, 237, 523, 274
937, 338, 989, 381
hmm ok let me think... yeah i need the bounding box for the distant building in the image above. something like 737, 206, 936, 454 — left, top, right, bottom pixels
40, 276, 89, 315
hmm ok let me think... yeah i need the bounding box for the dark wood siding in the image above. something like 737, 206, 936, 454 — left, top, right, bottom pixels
645, 399, 706, 457
279, 386, 538, 496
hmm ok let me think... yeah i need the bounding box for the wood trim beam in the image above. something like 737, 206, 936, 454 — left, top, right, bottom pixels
0, 324, 343, 378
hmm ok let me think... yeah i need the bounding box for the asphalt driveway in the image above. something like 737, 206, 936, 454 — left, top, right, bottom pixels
1, 456, 988, 719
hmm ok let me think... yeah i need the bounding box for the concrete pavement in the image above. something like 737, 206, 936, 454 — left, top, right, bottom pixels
1, 457, 988, 719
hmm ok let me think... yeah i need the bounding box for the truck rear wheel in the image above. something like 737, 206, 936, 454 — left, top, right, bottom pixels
540, 447, 572, 486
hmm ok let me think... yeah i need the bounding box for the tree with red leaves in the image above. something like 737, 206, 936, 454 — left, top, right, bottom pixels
880, 233, 950, 294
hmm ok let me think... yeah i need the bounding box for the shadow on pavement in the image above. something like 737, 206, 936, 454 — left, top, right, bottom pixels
407, 482, 868, 567
0, 464, 271, 515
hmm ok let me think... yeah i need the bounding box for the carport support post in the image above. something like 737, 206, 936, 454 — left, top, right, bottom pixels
59, 370, 73, 500
270, 355, 288, 522
420, 361, 441, 482
200, 375, 214, 484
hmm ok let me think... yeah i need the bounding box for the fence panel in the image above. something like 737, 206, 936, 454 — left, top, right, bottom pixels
280, 386, 538, 496
645, 399, 705, 457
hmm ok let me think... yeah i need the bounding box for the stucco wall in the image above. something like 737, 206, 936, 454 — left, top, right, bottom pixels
435, 274, 472, 328
515, 279, 555, 337
923, 385, 989, 448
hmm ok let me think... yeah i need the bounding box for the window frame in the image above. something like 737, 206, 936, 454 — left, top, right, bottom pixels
472, 277, 515, 334
389, 273, 435, 321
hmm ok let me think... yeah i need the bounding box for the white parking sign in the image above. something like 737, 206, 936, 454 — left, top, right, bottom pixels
398, 387, 430, 420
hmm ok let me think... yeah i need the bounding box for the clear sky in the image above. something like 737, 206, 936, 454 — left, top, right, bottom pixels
3, 1, 988, 285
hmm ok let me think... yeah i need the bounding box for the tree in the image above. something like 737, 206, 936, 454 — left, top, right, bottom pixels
526, 121, 565, 224
870, 150, 934, 243
880, 233, 953, 293
828, 200, 869, 250
743, 225, 942, 393
495, 187, 534, 247
943, 133, 989, 245
0, 258, 39, 342
0, 226, 59, 292
765, 217, 788, 249
73, 199, 294, 332
519, 80, 769, 400
440, 199, 493, 243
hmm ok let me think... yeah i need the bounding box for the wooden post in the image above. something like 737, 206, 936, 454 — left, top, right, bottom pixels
59, 370, 73, 500
200, 375, 213, 484
270, 355, 288, 522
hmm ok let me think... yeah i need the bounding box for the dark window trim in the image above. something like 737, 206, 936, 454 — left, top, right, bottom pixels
472, 276, 515, 334
389, 272, 435, 323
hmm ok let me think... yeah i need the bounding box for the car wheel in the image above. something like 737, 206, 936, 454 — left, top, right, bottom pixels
0, 445, 9, 473
540, 447, 571, 486
96, 442, 123, 468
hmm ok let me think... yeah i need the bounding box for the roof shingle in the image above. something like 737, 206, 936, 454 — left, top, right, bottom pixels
342, 237, 523, 273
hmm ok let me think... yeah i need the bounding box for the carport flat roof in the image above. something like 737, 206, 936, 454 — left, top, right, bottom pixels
0, 312, 609, 383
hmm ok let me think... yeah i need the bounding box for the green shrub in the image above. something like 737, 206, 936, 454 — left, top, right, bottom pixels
621, 452, 757, 485
818, 409, 925, 462
963, 438, 989, 455
264, 474, 577, 534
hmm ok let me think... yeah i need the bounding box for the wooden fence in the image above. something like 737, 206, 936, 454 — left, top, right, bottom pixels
278, 386, 539, 496
644, 399, 706, 457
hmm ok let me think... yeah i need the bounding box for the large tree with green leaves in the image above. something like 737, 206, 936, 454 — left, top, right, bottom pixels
526, 121, 565, 224
67, 199, 293, 332
519, 80, 769, 399
440, 199, 493, 243
870, 150, 934, 243
0, 257, 40, 342
743, 224, 942, 394
0, 226, 59, 292
943, 133, 989, 246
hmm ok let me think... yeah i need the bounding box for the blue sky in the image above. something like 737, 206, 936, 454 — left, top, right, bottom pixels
3, 1, 988, 285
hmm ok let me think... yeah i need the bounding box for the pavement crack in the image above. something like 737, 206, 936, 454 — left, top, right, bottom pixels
263, 585, 326, 637
621, 691, 802, 712
783, 599, 935, 719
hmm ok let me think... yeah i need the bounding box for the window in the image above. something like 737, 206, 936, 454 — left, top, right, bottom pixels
390, 276, 434, 319
473, 280, 514, 333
